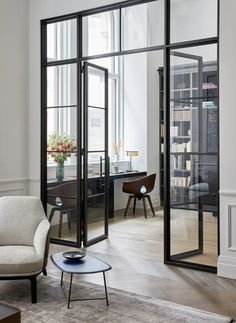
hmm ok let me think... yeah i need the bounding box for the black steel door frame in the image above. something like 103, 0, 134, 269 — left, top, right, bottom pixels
82, 62, 109, 247
41, 0, 219, 271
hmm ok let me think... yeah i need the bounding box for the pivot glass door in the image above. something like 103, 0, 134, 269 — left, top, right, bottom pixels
165, 44, 219, 271
82, 62, 109, 246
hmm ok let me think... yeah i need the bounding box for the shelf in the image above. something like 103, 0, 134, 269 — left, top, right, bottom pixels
170, 152, 217, 155
171, 136, 190, 138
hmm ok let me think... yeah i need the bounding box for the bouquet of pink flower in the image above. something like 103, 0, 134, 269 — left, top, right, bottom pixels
47, 133, 77, 164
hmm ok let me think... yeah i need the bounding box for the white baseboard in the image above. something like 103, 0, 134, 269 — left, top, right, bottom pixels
218, 255, 236, 279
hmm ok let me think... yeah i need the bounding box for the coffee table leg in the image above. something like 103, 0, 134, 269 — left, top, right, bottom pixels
103, 272, 109, 306
60, 271, 64, 286
68, 273, 73, 309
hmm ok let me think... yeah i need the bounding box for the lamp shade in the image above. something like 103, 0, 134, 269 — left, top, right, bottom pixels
126, 150, 139, 157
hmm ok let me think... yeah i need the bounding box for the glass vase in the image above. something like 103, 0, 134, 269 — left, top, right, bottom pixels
56, 162, 64, 181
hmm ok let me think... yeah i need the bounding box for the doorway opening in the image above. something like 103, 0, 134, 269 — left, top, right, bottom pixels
41, 0, 219, 272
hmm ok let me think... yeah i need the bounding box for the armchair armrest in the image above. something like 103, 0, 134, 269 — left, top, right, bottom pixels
34, 219, 50, 268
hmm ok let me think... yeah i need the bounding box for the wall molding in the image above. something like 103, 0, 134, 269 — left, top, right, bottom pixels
220, 190, 236, 197
227, 204, 236, 251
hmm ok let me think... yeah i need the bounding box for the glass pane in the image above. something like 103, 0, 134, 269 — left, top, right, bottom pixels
87, 194, 106, 241
47, 153, 77, 183
122, 0, 164, 50
47, 180, 78, 242
47, 107, 77, 143
88, 66, 105, 108
170, 209, 218, 267
83, 10, 119, 56
170, 0, 217, 43
87, 152, 105, 178
170, 154, 218, 213
168, 44, 218, 268
47, 19, 77, 62
88, 107, 105, 152
170, 44, 218, 154
47, 64, 77, 107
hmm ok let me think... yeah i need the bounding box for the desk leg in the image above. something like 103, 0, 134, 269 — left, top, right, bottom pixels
103, 272, 109, 306
60, 271, 64, 286
68, 274, 73, 309
109, 181, 114, 218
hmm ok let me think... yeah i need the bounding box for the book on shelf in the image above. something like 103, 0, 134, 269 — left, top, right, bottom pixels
161, 123, 164, 137
170, 126, 178, 136
171, 176, 190, 187
170, 109, 191, 121
171, 141, 191, 152
186, 160, 191, 170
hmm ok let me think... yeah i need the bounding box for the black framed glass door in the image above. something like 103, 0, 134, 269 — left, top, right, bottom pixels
165, 44, 219, 271
82, 62, 109, 247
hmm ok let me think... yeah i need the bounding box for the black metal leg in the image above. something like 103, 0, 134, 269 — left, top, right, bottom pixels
68, 274, 73, 309
198, 211, 203, 252
133, 197, 136, 214
103, 272, 109, 306
61, 271, 64, 287
30, 276, 37, 304
43, 268, 47, 276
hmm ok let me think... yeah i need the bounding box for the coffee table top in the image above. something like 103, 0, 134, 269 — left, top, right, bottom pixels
50, 252, 111, 274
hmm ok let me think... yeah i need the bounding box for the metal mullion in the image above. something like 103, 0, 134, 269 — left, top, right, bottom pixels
41, 21, 48, 211
77, 15, 83, 247
104, 68, 109, 236
164, 0, 170, 264
83, 63, 89, 246
80, 45, 165, 62
88, 105, 105, 110
43, 58, 78, 67
167, 37, 218, 50
217, 0, 220, 255
45, 104, 78, 109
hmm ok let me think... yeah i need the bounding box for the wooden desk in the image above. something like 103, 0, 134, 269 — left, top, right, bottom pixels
0, 302, 20, 323
47, 171, 147, 217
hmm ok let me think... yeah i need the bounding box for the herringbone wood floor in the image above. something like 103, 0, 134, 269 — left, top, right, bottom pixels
48, 208, 236, 320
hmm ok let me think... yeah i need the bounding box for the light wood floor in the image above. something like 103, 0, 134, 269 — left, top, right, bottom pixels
47, 208, 236, 320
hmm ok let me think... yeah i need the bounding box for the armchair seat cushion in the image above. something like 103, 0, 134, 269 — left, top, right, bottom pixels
0, 246, 44, 277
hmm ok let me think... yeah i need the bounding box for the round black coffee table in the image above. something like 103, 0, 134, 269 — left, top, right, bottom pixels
50, 252, 112, 308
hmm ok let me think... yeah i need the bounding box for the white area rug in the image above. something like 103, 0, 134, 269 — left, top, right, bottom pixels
0, 275, 233, 323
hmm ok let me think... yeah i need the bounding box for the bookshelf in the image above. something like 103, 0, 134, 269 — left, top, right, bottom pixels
159, 61, 218, 212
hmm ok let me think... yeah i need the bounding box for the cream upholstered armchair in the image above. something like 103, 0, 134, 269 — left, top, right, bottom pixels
0, 196, 50, 303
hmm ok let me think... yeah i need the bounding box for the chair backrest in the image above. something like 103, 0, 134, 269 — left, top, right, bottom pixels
0, 196, 47, 246
122, 174, 156, 195
47, 181, 77, 209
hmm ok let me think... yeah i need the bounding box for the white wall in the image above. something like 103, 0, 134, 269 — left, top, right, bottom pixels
0, 0, 29, 196
218, 0, 236, 279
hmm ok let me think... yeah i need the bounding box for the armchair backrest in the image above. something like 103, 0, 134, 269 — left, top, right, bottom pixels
0, 196, 48, 246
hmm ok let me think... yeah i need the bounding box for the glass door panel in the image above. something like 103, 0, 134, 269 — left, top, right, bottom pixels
167, 45, 218, 269
83, 62, 109, 246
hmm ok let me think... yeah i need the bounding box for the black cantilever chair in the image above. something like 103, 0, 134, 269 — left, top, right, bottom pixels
47, 181, 77, 238
122, 174, 156, 218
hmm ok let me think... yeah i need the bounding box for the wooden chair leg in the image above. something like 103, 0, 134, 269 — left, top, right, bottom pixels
147, 195, 155, 216
30, 276, 37, 304
142, 197, 147, 219
133, 197, 136, 214
58, 212, 63, 238
124, 196, 133, 217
